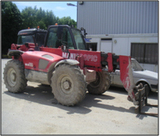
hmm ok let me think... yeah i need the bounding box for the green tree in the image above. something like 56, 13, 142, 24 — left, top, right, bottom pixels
44, 10, 57, 29
57, 16, 76, 28
2, 1, 22, 56
21, 7, 57, 29
37, 20, 46, 29
2, 2, 77, 56
21, 7, 37, 29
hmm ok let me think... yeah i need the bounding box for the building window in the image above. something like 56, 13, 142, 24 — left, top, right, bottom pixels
86, 43, 97, 51
131, 43, 158, 64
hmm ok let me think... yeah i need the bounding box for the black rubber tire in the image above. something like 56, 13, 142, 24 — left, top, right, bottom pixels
51, 64, 86, 106
87, 71, 111, 95
3, 60, 27, 93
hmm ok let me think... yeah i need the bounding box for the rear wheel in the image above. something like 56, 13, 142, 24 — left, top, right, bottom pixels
51, 64, 86, 106
3, 60, 27, 93
87, 71, 111, 95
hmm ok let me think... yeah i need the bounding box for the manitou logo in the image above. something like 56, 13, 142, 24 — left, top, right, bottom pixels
62, 52, 98, 62
25, 62, 33, 67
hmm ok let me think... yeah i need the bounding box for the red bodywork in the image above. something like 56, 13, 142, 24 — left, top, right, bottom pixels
40, 47, 102, 71
9, 37, 136, 103
21, 51, 63, 72
21, 47, 136, 102
39, 47, 136, 103
11, 43, 36, 51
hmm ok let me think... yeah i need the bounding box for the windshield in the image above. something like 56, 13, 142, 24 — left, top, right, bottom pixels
17, 35, 35, 45
131, 59, 144, 71
71, 28, 86, 50
46, 27, 75, 49
36, 33, 46, 46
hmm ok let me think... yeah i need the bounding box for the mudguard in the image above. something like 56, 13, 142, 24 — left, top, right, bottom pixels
55, 59, 79, 68
7, 49, 24, 56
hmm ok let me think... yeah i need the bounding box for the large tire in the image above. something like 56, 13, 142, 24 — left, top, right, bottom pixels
87, 71, 111, 95
3, 60, 27, 93
51, 64, 86, 106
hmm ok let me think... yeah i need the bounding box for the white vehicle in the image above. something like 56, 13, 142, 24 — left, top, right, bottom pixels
110, 58, 158, 94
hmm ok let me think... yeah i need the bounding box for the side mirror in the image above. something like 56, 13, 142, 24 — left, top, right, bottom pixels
81, 27, 87, 38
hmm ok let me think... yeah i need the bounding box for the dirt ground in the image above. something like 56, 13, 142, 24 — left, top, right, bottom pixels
1, 59, 158, 135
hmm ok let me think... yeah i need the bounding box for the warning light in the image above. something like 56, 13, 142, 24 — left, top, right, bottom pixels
55, 23, 58, 25
28, 27, 30, 29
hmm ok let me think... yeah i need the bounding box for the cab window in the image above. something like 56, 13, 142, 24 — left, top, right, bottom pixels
46, 27, 74, 49
17, 35, 35, 45
46, 27, 58, 48
61, 28, 74, 49
36, 33, 46, 47
71, 29, 86, 50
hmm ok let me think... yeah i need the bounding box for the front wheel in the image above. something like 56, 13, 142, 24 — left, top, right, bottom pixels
87, 71, 111, 95
51, 64, 86, 106
3, 60, 27, 93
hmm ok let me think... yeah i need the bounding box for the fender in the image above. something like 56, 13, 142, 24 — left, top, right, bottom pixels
55, 59, 79, 68
7, 49, 24, 56
47, 59, 79, 84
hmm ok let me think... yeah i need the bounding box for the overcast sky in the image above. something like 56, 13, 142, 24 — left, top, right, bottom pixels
13, 1, 77, 21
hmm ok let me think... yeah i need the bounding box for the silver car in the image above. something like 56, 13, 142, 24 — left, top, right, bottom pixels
110, 58, 158, 93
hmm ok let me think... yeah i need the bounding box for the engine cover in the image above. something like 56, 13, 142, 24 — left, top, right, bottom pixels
22, 51, 63, 72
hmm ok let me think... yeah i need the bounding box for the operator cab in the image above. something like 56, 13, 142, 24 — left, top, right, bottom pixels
44, 25, 87, 50
17, 28, 47, 47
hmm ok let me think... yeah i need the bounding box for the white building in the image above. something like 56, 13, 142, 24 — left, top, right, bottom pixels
77, 2, 158, 72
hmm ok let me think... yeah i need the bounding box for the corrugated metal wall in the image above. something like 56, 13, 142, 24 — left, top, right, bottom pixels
77, 2, 158, 34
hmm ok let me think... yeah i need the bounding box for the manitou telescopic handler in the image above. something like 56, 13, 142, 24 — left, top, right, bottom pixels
4, 24, 149, 109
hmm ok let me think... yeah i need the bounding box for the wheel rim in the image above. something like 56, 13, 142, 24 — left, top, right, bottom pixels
89, 72, 101, 88
60, 75, 73, 94
7, 68, 17, 87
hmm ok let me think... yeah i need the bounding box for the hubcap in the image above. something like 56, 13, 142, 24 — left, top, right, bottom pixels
7, 68, 17, 86
60, 76, 73, 93
63, 80, 71, 90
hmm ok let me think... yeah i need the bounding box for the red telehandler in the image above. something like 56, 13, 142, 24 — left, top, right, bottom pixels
4, 25, 147, 108
10, 27, 47, 51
